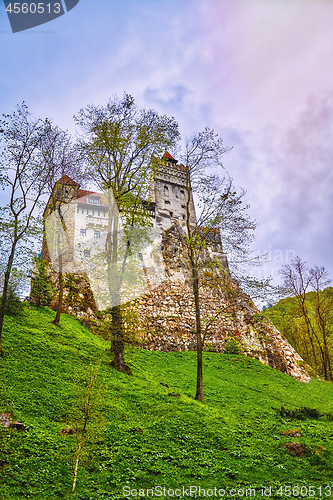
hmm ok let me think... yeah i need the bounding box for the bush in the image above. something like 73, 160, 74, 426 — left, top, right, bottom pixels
224, 338, 242, 355
277, 405, 321, 420
0, 287, 24, 316
30, 257, 54, 306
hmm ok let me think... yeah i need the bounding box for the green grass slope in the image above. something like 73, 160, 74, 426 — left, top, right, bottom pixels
1, 305, 333, 500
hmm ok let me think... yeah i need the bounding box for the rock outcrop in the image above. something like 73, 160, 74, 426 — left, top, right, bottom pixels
122, 274, 311, 383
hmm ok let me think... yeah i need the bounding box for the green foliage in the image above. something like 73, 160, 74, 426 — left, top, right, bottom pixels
1, 306, 333, 498
30, 257, 54, 306
0, 287, 23, 316
264, 289, 333, 379
275, 405, 333, 422
252, 313, 264, 323
276, 405, 321, 420
68, 361, 105, 493
224, 338, 243, 354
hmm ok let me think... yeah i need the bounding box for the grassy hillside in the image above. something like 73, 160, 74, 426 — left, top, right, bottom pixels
1, 305, 333, 499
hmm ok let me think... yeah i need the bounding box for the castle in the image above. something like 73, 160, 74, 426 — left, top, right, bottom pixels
38, 153, 311, 383
42, 152, 227, 288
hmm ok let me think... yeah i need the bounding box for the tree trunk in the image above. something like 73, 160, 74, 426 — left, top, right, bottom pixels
53, 252, 63, 327
71, 415, 88, 494
314, 295, 333, 381
191, 257, 204, 403
0, 244, 17, 355
298, 299, 319, 368
72, 433, 84, 494
0, 272, 10, 356
110, 302, 132, 375
185, 178, 204, 403
110, 304, 125, 370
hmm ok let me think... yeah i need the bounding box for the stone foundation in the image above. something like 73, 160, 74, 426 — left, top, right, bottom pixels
122, 275, 311, 382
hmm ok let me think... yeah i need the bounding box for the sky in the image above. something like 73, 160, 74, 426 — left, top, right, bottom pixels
1, 0, 333, 289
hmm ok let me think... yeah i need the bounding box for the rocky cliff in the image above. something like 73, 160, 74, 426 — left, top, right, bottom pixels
123, 274, 310, 383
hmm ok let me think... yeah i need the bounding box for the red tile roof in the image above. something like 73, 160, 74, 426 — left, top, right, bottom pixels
163, 151, 174, 160
77, 189, 108, 207
56, 175, 80, 186
77, 189, 97, 198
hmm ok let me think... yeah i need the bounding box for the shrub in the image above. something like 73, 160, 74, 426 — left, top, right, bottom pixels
276, 405, 321, 420
224, 338, 242, 355
0, 286, 24, 316
30, 257, 54, 306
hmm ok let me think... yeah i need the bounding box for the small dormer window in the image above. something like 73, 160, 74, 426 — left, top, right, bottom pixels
88, 197, 100, 205
64, 189, 69, 198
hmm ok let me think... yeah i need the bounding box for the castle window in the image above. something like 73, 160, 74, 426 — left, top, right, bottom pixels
94, 230, 100, 239
84, 249, 90, 257
181, 205, 185, 209
165, 200, 170, 205
164, 186, 169, 197
64, 189, 69, 198
88, 197, 100, 205
182, 215, 185, 220
180, 189, 185, 198
80, 229, 86, 236
169, 211, 173, 217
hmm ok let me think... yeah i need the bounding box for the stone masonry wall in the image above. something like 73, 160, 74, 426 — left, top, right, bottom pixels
124, 276, 311, 383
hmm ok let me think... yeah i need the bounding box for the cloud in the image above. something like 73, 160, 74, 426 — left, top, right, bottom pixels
236, 93, 333, 278
144, 85, 190, 110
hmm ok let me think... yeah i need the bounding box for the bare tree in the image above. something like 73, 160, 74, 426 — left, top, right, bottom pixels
180, 129, 230, 402
40, 127, 82, 326
175, 129, 264, 402
280, 257, 318, 368
0, 104, 56, 354
309, 266, 333, 380
280, 257, 333, 380
69, 362, 104, 494
74, 93, 180, 373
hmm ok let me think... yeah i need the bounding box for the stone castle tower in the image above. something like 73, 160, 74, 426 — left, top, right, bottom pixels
151, 151, 197, 231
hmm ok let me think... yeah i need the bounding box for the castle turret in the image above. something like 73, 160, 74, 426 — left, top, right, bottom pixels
153, 152, 197, 232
